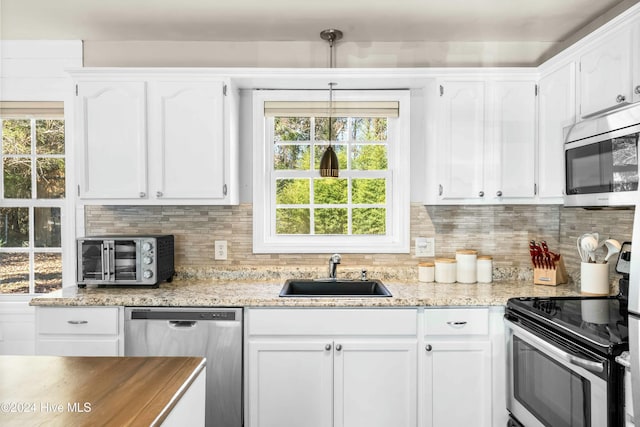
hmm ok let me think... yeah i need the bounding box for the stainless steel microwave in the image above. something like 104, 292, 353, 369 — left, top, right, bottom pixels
77, 235, 174, 287
564, 105, 640, 207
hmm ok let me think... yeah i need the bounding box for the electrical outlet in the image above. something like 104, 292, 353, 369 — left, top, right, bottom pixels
214, 240, 228, 260
415, 237, 435, 257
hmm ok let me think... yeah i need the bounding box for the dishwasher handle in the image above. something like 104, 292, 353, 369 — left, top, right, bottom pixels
169, 320, 198, 328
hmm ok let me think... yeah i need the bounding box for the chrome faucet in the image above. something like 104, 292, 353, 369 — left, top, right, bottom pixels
328, 254, 341, 279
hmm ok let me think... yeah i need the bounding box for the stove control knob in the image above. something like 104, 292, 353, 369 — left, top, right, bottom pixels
143, 270, 153, 279
142, 242, 153, 251
143, 256, 153, 265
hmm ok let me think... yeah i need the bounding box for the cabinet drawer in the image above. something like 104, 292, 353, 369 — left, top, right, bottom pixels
37, 307, 119, 335
247, 308, 417, 336
424, 308, 489, 336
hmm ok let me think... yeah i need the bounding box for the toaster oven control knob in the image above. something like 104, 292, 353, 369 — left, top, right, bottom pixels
143, 256, 153, 265
143, 270, 153, 279
142, 242, 153, 251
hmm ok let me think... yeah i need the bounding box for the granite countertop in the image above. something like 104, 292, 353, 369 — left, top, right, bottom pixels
30, 278, 589, 308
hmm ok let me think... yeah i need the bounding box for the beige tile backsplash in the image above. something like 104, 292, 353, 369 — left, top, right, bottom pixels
84, 204, 635, 281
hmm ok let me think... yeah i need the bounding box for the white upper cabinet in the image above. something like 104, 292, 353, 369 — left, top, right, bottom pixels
435, 78, 537, 204
579, 26, 634, 118
437, 81, 486, 200
72, 71, 239, 205
76, 81, 147, 199
489, 81, 537, 200
147, 81, 227, 200
538, 63, 576, 200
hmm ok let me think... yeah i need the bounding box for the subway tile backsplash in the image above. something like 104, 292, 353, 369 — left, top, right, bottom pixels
84, 204, 634, 281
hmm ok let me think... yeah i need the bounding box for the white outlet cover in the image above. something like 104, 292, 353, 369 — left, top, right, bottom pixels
415, 237, 435, 257
214, 240, 228, 260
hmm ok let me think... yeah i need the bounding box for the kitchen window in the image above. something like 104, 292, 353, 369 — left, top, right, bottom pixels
252, 90, 410, 253
0, 102, 66, 294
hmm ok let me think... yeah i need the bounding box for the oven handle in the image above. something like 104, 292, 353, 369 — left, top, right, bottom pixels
505, 319, 604, 373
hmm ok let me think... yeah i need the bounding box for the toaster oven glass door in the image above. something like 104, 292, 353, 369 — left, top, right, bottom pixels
79, 240, 138, 283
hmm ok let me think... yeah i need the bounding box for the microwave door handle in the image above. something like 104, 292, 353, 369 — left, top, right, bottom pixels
107, 241, 115, 279
505, 319, 604, 373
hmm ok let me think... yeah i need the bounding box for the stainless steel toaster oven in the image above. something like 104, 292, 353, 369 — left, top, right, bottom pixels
77, 235, 174, 287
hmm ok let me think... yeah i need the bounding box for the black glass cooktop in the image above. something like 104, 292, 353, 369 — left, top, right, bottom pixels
507, 296, 628, 350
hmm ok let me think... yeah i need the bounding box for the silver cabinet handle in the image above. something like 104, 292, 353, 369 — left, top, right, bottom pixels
616, 94, 626, 103
335, 344, 342, 351
156, 191, 163, 198
67, 320, 88, 325
496, 191, 502, 197
478, 191, 484, 197
438, 184, 443, 196
325, 344, 332, 351
635, 85, 640, 95
505, 319, 604, 373
139, 192, 146, 198
447, 321, 468, 328
425, 344, 432, 352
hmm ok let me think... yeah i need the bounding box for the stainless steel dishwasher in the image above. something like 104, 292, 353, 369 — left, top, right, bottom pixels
124, 307, 242, 427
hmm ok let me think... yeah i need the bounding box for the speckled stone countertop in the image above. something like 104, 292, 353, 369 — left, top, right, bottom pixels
29, 278, 592, 308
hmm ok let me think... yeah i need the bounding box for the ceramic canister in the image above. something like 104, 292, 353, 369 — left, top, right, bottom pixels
418, 262, 435, 282
455, 249, 478, 283
477, 255, 493, 283
435, 258, 457, 283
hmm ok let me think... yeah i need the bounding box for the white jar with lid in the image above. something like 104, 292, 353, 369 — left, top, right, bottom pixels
477, 255, 493, 283
418, 262, 435, 282
455, 249, 478, 283
435, 258, 456, 283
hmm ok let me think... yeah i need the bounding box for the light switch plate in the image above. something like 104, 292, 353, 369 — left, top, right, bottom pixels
415, 237, 435, 257
214, 240, 228, 260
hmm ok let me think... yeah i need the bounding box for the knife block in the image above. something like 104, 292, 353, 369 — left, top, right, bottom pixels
533, 255, 568, 286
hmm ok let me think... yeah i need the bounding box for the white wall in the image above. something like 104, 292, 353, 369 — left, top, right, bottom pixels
0, 40, 82, 354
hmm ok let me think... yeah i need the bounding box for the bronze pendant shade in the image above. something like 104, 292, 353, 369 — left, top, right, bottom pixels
319, 145, 339, 177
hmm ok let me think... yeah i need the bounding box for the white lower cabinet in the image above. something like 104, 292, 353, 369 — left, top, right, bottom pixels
35, 306, 124, 356
245, 308, 418, 427
245, 306, 507, 427
420, 307, 506, 427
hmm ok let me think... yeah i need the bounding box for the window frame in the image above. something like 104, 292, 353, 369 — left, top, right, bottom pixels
0, 108, 75, 298
252, 89, 410, 253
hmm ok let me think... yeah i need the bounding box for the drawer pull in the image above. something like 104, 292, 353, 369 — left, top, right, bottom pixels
446, 321, 468, 328
425, 344, 433, 352
67, 320, 88, 325
335, 344, 342, 351
325, 344, 332, 351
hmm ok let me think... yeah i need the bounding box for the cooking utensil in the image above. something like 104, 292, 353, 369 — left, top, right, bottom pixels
577, 234, 590, 263
580, 234, 598, 263
603, 239, 621, 263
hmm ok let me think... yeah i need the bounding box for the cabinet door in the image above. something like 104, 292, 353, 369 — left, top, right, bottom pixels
148, 81, 226, 200
437, 81, 486, 200
579, 27, 633, 118
489, 81, 536, 199
77, 81, 147, 199
422, 340, 492, 427
634, 22, 640, 104
538, 63, 576, 200
247, 340, 333, 427
334, 339, 417, 427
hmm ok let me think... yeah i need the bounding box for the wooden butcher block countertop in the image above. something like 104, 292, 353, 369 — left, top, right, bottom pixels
0, 355, 205, 427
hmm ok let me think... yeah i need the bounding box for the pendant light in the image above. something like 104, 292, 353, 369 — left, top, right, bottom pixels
319, 29, 343, 178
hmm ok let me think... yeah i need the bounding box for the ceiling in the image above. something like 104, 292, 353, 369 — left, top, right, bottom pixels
0, 0, 638, 64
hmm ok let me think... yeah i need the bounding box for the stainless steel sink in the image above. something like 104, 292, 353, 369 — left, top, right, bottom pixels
279, 279, 392, 297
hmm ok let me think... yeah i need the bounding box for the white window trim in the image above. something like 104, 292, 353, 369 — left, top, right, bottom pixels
252, 89, 410, 254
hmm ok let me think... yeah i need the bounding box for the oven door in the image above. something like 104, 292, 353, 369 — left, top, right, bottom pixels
77, 238, 141, 284
505, 319, 608, 427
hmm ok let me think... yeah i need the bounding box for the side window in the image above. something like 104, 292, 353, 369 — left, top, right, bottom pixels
0, 103, 66, 294
253, 90, 410, 254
